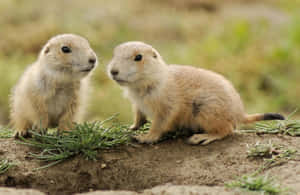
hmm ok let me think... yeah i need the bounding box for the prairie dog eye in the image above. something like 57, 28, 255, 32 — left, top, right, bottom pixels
134, 54, 143, 61
61, 46, 72, 53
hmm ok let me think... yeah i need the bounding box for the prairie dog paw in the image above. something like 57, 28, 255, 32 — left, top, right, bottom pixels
133, 133, 160, 144
14, 130, 31, 138
129, 124, 139, 131
187, 134, 222, 145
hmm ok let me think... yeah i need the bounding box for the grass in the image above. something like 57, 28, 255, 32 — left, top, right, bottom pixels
228, 139, 299, 194
247, 142, 298, 171
0, 126, 14, 138
253, 120, 300, 136
16, 118, 197, 170
247, 141, 274, 158
226, 174, 285, 195
262, 147, 298, 171
242, 111, 300, 136
0, 159, 15, 174
17, 115, 146, 170
15, 114, 200, 170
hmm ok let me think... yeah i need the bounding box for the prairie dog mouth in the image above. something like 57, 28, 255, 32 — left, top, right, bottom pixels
114, 78, 129, 84
81, 68, 93, 72
80, 66, 95, 72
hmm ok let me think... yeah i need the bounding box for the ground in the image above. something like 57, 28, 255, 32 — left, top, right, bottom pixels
0, 133, 299, 194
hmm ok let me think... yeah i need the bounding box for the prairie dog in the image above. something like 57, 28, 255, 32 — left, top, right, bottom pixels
107, 41, 285, 145
10, 34, 98, 137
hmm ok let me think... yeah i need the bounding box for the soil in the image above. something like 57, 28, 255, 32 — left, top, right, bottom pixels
0, 133, 299, 195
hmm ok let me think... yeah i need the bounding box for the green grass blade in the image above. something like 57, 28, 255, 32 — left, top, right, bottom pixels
17, 115, 141, 170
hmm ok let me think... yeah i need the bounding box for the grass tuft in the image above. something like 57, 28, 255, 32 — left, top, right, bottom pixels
0, 159, 15, 174
247, 142, 299, 172
0, 126, 14, 138
226, 174, 285, 195
247, 141, 274, 158
17, 115, 145, 170
262, 147, 298, 171
252, 119, 300, 136
242, 111, 300, 136
16, 117, 194, 170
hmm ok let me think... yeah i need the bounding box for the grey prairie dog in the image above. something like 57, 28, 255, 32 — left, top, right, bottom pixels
107, 41, 285, 145
10, 34, 98, 137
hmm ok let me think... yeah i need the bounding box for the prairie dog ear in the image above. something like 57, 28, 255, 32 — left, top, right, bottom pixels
44, 46, 50, 54
152, 49, 158, 58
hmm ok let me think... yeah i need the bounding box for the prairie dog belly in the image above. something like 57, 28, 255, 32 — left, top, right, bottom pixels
47, 88, 73, 125
126, 87, 167, 120
128, 92, 156, 119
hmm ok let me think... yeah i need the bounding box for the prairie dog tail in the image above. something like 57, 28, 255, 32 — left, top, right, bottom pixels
243, 113, 285, 124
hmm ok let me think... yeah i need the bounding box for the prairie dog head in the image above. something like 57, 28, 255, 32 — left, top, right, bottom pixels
39, 34, 98, 80
107, 41, 167, 87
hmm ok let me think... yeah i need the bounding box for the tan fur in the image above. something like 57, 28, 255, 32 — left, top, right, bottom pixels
107, 41, 283, 145
243, 114, 265, 123
10, 34, 97, 137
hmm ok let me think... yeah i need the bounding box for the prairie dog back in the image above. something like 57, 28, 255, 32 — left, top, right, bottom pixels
168, 64, 245, 126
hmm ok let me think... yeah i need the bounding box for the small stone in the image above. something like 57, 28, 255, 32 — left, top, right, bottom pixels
101, 163, 107, 169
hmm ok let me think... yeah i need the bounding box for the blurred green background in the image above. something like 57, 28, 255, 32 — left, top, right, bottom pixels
0, 0, 300, 126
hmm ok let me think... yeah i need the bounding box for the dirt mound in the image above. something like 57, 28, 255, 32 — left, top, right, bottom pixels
0, 133, 299, 195
0, 187, 44, 195
0, 184, 253, 195
77, 184, 237, 195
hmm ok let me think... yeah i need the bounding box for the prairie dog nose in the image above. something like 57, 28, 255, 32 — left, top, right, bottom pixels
110, 69, 119, 76
89, 58, 96, 65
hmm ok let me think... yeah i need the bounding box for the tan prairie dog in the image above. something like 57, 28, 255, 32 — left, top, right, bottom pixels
10, 34, 98, 137
107, 41, 285, 145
